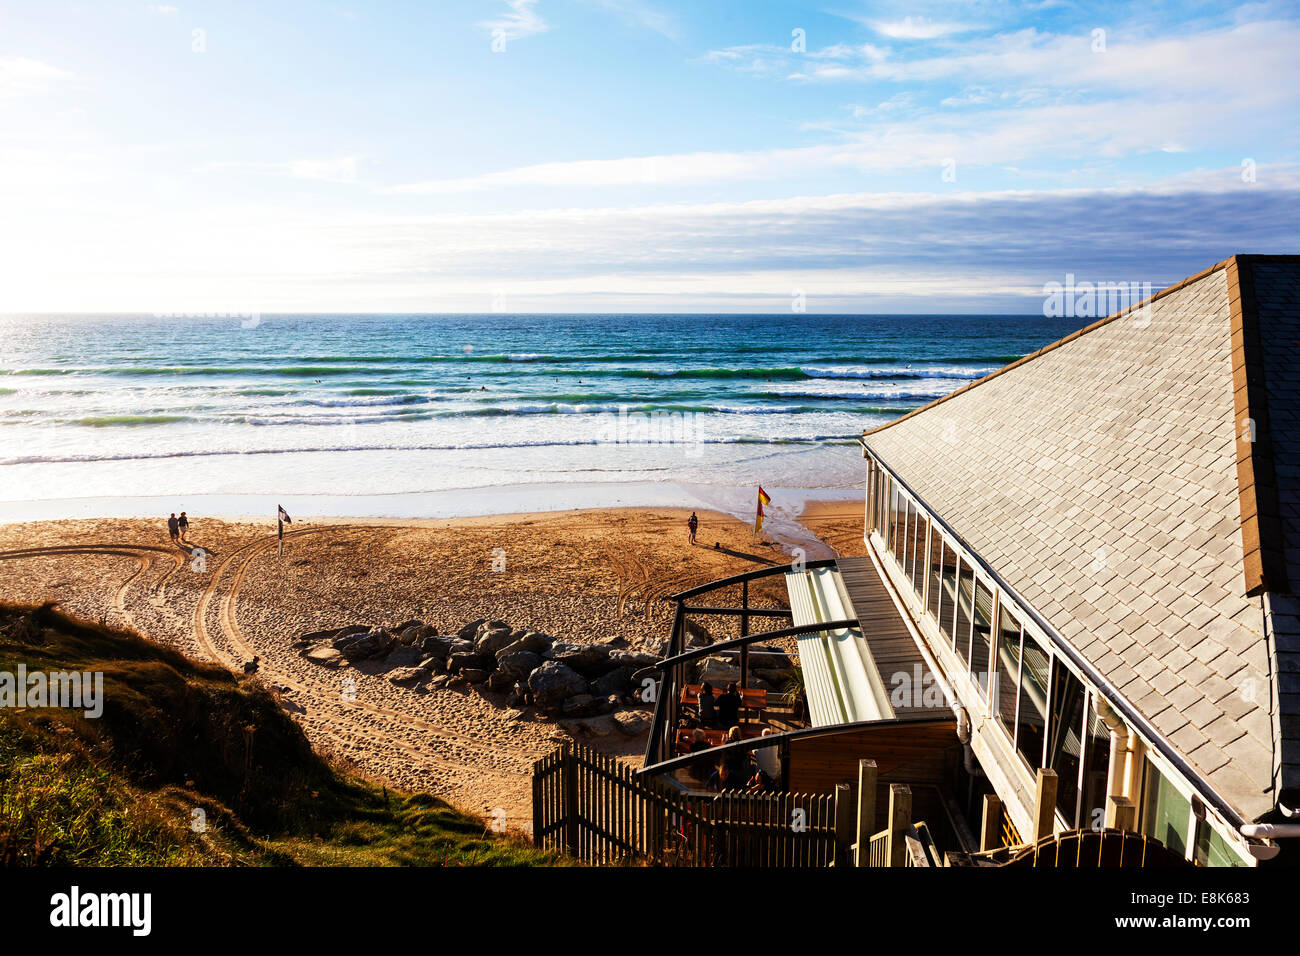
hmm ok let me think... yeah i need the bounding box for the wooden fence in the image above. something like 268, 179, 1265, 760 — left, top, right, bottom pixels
532, 742, 837, 866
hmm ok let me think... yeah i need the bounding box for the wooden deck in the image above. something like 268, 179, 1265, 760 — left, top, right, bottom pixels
835, 555, 938, 720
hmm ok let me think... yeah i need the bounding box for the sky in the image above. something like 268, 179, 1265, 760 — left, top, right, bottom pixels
0, 0, 1297, 313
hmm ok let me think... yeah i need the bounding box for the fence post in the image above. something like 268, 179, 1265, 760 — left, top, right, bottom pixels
979, 793, 1002, 852
1033, 768, 1058, 841
886, 784, 912, 868
833, 783, 853, 867
855, 759, 877, 866
564, 743, 579, 858
532, 759, 542, 848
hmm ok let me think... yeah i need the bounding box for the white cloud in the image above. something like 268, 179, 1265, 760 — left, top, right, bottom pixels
0, 57, 70, 99
869, 17, 974, 40
479, 0, 548, 44
148, 5, 179, 15
202, 156, 360, 183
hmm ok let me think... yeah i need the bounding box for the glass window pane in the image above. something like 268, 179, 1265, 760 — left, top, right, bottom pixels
994, 608, 1021, 736
938, 542, 957, 641
911, 513, 928, 596
926, 529, 944, 625
971, 578, 993, 695
1141, 761, 1190, 857
1048, 661, 1086, 825
1194, 821, 1245, 867
891, 487, 907, 562
1016, 638, 1049, 770
953, 559, 974, 661
903, 499, 914, 579
1080, 697, 1112, 832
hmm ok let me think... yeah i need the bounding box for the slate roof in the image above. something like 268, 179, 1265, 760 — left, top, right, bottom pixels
863, 256, 1300, 822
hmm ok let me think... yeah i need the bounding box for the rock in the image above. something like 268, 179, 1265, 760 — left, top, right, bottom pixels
684, 619, 712, 648
334, 627, 396, 661
447, 638, 475, 656
545, 642, 617, 678
596, 634, 629, 648
527, 661, 589, 710
335, 624, 371, 639
388, 666, 430, 687
460, 668, 492, 684
305, 646, 344, 668
496, 649, 542, 682
561, 694, 598, 717
485, 671, 516, 692
699, 656, 742, 685
475, 626, 516, 656
497, 633, 550, 657
447, 650, 491, 674
457, 619, 486, 640
612, 710, 652, 736
393, 618, 423, 632
419, 634, 456, 660
299, 627, 342, 645
583, 715, 617, 737
480, 619, 510, 636
428, 674, 450, 689
384, 645, 425, 668
610, 650, 661, 669
754, 667, 795, 686
591, 665, 637, 698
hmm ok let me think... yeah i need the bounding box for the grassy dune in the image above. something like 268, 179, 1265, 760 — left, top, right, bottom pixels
0, 603, 561, 866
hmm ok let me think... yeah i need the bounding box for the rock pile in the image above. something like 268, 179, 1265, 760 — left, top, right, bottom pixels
295, 618, 663, 734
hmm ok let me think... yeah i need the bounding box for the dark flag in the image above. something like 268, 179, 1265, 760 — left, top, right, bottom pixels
277, 505, 291, 540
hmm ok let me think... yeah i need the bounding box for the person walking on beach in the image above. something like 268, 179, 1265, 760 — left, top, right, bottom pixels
167, 513, 179, 543
177, 511, 189, 540
687, 511, 699, 545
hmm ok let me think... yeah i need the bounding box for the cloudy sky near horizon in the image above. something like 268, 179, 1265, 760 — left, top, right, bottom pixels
1, 0, 1297, 313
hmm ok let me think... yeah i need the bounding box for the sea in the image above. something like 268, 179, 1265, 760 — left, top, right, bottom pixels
0, 313, 1081, 533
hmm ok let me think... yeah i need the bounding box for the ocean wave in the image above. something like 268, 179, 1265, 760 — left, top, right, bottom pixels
1, 434, 858, 466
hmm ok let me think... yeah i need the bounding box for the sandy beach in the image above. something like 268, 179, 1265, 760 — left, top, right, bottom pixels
0, 504, 842, 827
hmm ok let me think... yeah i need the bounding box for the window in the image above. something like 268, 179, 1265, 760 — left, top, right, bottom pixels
902, 499, 915, 580
1141, 760, 1190, 857
953, 559, 974, 662
911, 513, 928, 597
891, 486, 907, 562
1016, 635, 1050, 770
937, 542, 958, 641
970, 578, 993, 695
1079, 696, 1112, 832
926, 529, 944, 625
994, 606, 1022, 737
1047, 661, 1086, 824
1194, 820, 1246, 867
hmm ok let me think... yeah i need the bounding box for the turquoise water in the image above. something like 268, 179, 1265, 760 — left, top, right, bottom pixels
0, 313, 1080, 509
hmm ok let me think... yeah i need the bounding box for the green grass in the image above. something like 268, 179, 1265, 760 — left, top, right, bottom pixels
0, 602, 563, 867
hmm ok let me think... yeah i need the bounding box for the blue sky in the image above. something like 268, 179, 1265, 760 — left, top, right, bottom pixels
1, 0, 1297, 312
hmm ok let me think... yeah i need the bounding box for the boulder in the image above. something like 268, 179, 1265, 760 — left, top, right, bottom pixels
475, 626, 516, 656
419, 634, 456, 660
591, 665, 637, 699
485, 671, 516, 692
384, 645, 425, 668
561, 694, 598, 717
388, 666, 430, 687
460, 668, 492, 684
496, 633, 551, 658
480, 619, 510, 635
456, 619, 486, 640
334, 627, 396, 661
527, 661, 589, 710
304, 645, 344, 668
496, 649, 542, 682
447, 650, 492, 674
698, 656, 742, 685
609, 650, 661, 669
299, 627, 344, 645
684, 619, 713, 648
393, 619, 424, 642
612, 710, 653, 736
545, 642, 617, 678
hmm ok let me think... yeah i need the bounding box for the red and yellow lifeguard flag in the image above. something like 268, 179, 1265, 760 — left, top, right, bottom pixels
755, 486, 771, 533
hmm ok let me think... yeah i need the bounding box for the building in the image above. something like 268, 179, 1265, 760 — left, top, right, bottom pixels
641, 255, 1300, 867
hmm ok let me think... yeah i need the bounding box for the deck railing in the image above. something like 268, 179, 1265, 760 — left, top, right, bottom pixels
533, 742, 837, 866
